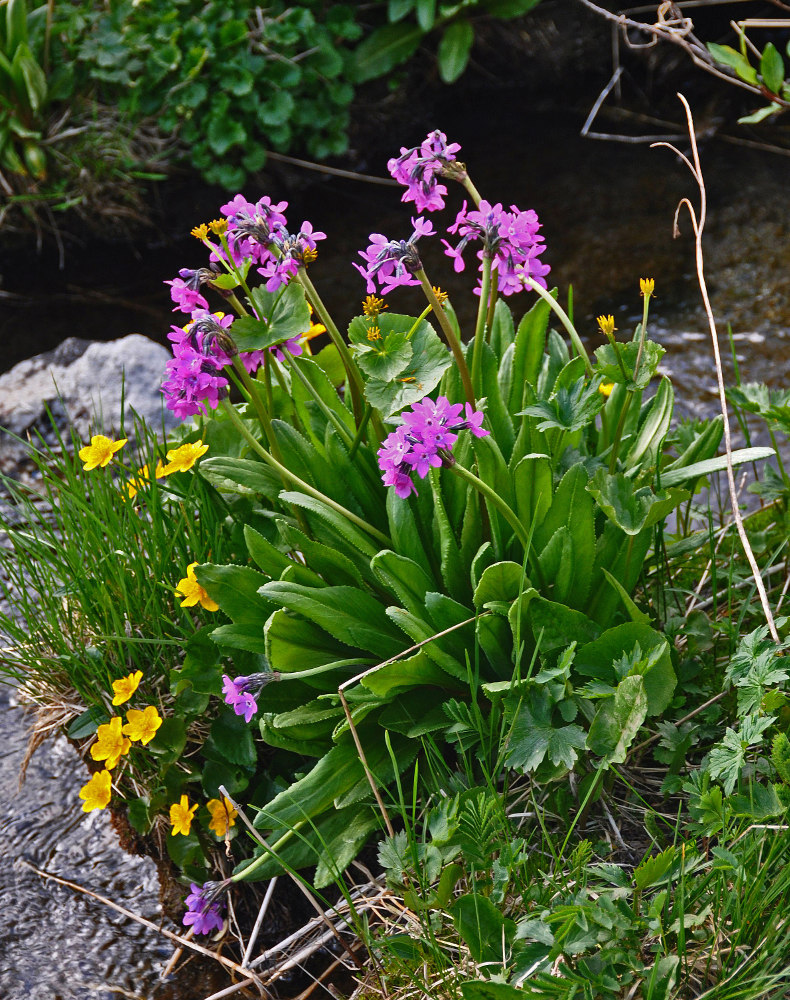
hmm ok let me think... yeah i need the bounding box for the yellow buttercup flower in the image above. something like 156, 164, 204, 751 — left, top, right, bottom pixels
207, 796, 238, 838
79, 769, 112, 812
191, 223, 209, 240
176, 562, 219, 612
123, 705, 163, 745
90, 717, 131, 770
78, 435, 127, 471
596, 315, 616, 338
208, 218, 228, 236
362, 295, 387, 318
162, 441, 209, 475
170, 794, 198, 836
640, 277, 655, 297
111, 670, 143, 706
599, 382, 615, 397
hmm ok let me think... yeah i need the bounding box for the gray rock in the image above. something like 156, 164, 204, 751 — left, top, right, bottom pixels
0, 334, 176, 479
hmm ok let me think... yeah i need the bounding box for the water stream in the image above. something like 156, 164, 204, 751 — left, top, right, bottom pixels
1, 106, 788, 998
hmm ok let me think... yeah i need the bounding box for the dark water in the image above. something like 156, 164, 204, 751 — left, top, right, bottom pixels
1, 106, 789, 998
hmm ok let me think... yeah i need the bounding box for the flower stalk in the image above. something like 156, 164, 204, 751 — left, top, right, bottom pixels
414, 268, 474, 405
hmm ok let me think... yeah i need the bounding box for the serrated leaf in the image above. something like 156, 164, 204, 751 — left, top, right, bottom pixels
505, 688, 587, 773
634, 846, 676, 890
235, 282, 312, 350
587, 674, 647, 766
588, 468, 688, 535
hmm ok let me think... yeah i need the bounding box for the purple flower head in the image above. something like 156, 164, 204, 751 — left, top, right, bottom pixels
443, 200, 551, 297
257, 221, 326, 292
165, 275, 209, 315
161, 312, 236, 419
183, 881, 226, 936
221, 672, 274, 722
377, 395, 489, 497
354, 217, 435, 296
387, 130, 462, 212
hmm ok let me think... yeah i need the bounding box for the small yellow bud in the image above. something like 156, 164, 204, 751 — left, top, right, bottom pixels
191, 223, 209, 240
301, 247, 318, 264
596, 315, 617, 338
362, 295, 387, 318
432, 286, 449, 306
367, 325, 382, 341
208, 218, 228, 236
640, 278, 655, 297
599, 382, 615, 397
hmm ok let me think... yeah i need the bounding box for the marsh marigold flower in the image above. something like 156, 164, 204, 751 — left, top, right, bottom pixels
599, 382, 615, 397
191, 223, 209, 240
79, 769, 112, 812
78, 435, 127, 471
162, 440, 209, 475
170, 794, 198, 836
597, 315, 616, 339
123, 705, 163, 745
91, 717, 131, 770
362, 294, 387, 318
207, 796, 238, 838
111, 670, 143, 706
176, 562, 219, 611
640, 278, 655, 297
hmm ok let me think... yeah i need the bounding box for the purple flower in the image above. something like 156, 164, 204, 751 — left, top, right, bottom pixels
387, 130, 462, 213
222, 672, 274, 723
257, 221, 326, 292
161, 312, 235, 418
183, 882, 226, 936
165, 276, 209, 314
443, 200, 551, 296
378, 396, 489, 498
354, 217, 434, 296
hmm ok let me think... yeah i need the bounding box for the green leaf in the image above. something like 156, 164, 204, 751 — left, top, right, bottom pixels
235, 282, 312, 350
588, 468, 688, 535
450, 892, 516, 965
195, 563, 273, 625
360, 649, 454, 696
210, 624, 268, 655
437, 19, 473, 83
355, 330, 413, 381
206, 115, 245, 155
707, 42, 758, 85
594, 339, 665, 391
205, 708, 257, 768
372, 550, 435, 616
279, 491, 380, 558
147, 716, 187, 763
512, 454, 551, 531
625, 376, 673, 473
67, 706, 108, 739
260, 581, 405, 657
416, 0, 436, 31
199, 456, 280, 499
519, 377, 602, 432
461, 984, 530, 1000
659, 446, 774, 487
634, 845, 676, 890
362, 321, 452, 418
528, 597, 600, 655
760, 42, 784, 93
506, 688, 587, 773
738, 103, 782, 125
587, 674, 648, 766
473, 561, 525, 609
351, 23, 423, 82
265, 608, 358, 672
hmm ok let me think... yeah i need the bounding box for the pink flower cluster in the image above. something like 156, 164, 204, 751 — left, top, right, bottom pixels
161, 311, 235, 419
378, 396, 489, 499
223, 194, 326, 292
387, 130, 462, 212
354, 217, 434, 295
444, 199, 551, 296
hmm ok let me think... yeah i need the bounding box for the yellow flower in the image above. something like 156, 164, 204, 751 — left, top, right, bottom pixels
367, 325, 382, 342
596, 315, 616, 338
176, 562, 220, 611
432, 286, 449, 306
207, 796, 238, 838
301, 247, 318, 264
169, 794, 198, 836
90, 717, 131, 770
208, 218, 228, 236
162, 441, 209, 475
78, 435, 127, 471
191, 223, 209, 240
79, 769, 112, 812
126, 461, 167, 498
362, 295, 387, 318
123, 705, 163, 745
111, 670, 143, 706
599, 381, 615, 397
640, 277, 655, 297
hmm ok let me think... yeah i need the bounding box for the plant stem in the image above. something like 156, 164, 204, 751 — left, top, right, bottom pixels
289, 355, 355, 448
485, 276, 499, 338
220, 400, 391, 547
449, 461, 526, 549
471, 256, 492, 396
633, 290, 651, 384
414, 269, 475, 405
348, 404, 372, 461
522, 278, 593, 376
231, 357, 283, 467
296, 269, 365, 427
461, 174, 483, 207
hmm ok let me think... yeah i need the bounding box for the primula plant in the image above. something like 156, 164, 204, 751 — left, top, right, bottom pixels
1, 125, 783, 994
